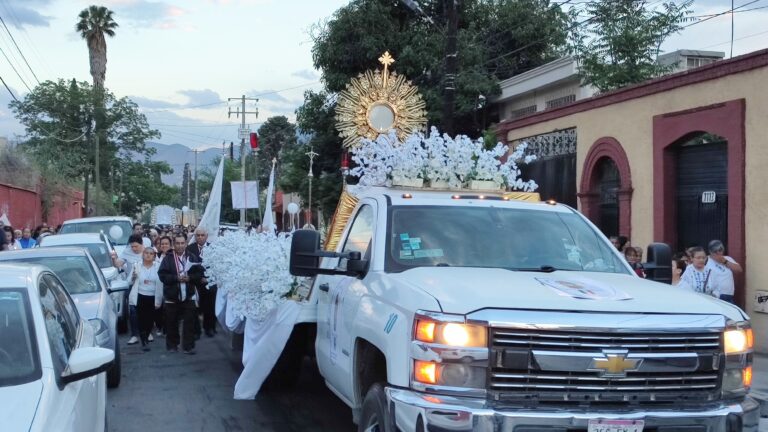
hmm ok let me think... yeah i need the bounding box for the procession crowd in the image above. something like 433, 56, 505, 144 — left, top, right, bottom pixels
112, 223, 217, 354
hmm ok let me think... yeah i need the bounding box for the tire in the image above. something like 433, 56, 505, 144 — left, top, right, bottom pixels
262, 325, 305, 391
107, 341, 121, 388
117, 296, 128, 334
358, 383, 393, 432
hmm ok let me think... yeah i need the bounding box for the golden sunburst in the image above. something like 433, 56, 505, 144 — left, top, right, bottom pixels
336, 51, 427, 148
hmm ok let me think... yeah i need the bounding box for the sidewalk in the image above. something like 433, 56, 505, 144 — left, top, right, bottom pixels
752, 352, 768, 417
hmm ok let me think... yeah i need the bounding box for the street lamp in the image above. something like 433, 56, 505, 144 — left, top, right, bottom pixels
305, 147, 319, 229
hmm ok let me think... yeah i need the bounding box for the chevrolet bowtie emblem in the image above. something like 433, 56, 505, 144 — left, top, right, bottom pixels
589, 351, 642, 378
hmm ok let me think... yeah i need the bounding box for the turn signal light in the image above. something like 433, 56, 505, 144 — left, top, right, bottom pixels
744, 366, 753, 388
415, 321, 436, 343
414, 361, 438, 384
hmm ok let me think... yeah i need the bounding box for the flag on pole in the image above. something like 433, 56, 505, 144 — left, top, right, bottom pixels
198, 158, 225, 240
262, 159, 277, 232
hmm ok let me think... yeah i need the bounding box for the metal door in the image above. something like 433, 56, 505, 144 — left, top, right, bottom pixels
675, 140, 728, 251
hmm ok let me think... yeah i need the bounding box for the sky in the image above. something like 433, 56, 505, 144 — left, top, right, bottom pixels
0, 0, 765, 152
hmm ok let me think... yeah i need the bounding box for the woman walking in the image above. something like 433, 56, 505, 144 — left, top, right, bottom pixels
154, 236, 173, 336
679, 246, 715, 296
129, 248, 163, 351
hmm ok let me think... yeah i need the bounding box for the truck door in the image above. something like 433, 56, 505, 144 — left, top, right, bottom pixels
316, 203, 376, 402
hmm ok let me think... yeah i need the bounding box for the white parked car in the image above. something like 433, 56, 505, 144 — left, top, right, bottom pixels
0, 263, 113, 432
59, 216, 134, 257
39, 233, 130, 334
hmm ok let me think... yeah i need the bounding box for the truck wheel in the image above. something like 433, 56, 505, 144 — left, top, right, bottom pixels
107, 342, 121, 388
359, 383, 393, 432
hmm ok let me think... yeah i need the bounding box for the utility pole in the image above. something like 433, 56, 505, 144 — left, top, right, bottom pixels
442, 0, 459, 135
188, 149, 202, 212
305, 147, 318, 228
228, 95, 259, 228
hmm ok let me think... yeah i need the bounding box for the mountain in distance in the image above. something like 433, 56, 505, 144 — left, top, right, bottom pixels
144, 142, 224, 186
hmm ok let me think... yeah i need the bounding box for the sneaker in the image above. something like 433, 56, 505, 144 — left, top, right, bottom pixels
183, 349, 196, 355
127, 336, 139, 345
148, 333, 154, 342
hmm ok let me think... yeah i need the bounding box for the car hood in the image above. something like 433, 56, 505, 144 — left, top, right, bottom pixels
385, 267, 745, 320
71, 291, 103, 320
0, 380, 42, 430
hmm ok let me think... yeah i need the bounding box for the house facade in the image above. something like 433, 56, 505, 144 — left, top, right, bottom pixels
496, 49, 768, 352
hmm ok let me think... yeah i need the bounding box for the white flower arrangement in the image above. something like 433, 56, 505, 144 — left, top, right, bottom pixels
204, 230, 295, 322
348, 128, 537, 191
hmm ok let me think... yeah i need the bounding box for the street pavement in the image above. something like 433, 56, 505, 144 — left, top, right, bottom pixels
752, 352, 768, 430
107, 329, 355, 432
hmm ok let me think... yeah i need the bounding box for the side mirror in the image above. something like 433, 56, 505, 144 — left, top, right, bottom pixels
644, 242, 672, 284
289, 230, 365, 277
108, 279, 130, 294
61, 347, 114, 384
290, 230, 322, 277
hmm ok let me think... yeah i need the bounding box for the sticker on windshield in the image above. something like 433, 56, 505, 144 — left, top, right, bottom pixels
536, 277, 632, 301
399, 249, 413, 258
400, 233, 410, 241
413, 249, 444, 258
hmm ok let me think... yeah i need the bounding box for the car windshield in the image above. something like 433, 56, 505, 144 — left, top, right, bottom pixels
60, 221, 132, 246
387, 205, 629, 274
0, 257, 101, 294
0, 289, 42, 387
42, 242, 112, 269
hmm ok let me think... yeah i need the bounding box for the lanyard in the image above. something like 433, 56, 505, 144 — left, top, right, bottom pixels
174, 252, 186, 275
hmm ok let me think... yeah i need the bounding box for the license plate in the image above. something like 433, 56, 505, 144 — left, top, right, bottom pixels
587, 419, 644, 432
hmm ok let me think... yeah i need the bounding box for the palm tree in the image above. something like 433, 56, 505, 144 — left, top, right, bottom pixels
76, 5, 117, 90
76, 5, 117, 210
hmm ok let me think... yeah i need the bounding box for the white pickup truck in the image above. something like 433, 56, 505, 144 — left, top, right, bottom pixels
282, 187, 759, 432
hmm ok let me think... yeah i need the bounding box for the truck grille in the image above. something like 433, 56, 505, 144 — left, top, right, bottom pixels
489, 328, 723, 406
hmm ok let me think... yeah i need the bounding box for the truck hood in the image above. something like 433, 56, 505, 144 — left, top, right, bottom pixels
0, 380, 42, 430
386, 267, 745, 320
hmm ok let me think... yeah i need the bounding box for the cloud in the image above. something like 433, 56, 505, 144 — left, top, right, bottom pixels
291, 69, 319, 81
131, 96, 181, 110
178, 89, 222, 106
107, 0, 188, 29
2, 0, 54, 28
248, 89, 292, 104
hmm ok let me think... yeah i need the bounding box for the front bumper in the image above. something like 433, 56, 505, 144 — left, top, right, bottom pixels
386, 387, 761, 432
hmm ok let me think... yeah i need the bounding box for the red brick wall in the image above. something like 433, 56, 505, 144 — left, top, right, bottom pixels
0, 182, 83, 229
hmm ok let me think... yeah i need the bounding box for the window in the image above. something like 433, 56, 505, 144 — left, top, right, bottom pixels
386, 205, 628, 275
545, 94, 576, 109
0, 289, 41, 387
60, 220, 132, 245
686, 57, 715, 69
342, 205, 375, 257
3, 256, 102, 294
508, 105, 537, 120
39, 277, 79, 375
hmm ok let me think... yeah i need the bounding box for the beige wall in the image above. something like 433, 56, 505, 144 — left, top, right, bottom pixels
505, 66, 768, 352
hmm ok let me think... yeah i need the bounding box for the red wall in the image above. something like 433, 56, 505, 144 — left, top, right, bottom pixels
0, 182, 83, 229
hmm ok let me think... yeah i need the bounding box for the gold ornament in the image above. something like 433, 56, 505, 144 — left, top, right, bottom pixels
336, 51, 427, 148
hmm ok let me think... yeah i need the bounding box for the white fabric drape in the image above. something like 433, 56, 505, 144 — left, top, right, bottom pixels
198, 158, 225, 241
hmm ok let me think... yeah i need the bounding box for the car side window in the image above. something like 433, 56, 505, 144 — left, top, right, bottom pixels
44, 275, 80, 340
39, 276, 78, 374
342, 204, 374, 257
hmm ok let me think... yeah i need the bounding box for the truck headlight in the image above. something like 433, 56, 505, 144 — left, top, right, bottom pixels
722, 324, 754, 396
724, 328, 753, 354
415, 320, 486, 347
414, 360, 485, 389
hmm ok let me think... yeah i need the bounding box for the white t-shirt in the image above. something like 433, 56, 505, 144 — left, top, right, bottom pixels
119, 248, 143, 279
705, 256, 737, 296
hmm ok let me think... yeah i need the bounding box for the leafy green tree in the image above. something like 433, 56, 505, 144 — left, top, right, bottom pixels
116, 159, 180, 216
254, 116, 297, 188
568, 0, 692, 92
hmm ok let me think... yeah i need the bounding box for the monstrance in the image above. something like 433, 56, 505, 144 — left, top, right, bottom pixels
335, 51, 427, 148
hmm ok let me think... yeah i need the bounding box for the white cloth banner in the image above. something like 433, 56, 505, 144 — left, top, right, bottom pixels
198, 158, 226, 240
154, 205, 175, 225
230, 181, 259, 210
215, 288, 245, 334
234, 301, 301, 399
262, 162, 276, 232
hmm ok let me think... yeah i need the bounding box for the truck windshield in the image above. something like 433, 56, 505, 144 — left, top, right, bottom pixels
387, 205, 629, 274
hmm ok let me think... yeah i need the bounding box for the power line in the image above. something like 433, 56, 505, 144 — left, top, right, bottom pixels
683, 0, 761, 28
0, 43, 30, 91
0, 15, 38, 84
698, 27, 768, 49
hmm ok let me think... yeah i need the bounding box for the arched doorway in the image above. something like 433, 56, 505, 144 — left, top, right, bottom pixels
674, 133, 728, 251
579, 137, 632, 239
596, 158, 620, 238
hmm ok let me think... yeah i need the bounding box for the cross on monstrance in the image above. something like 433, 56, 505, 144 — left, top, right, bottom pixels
379, 51, 395, 88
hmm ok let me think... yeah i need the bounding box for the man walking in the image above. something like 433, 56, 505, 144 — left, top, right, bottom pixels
133, 223, 152, 249
158, 233, 198, 354
187, 227, 217, 337
706, 239, 742, 304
